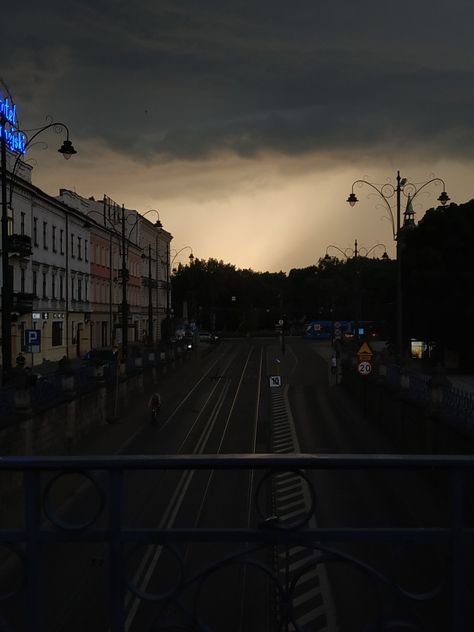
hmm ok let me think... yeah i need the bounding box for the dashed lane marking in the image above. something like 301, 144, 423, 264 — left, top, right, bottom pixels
270, 386, 338, 632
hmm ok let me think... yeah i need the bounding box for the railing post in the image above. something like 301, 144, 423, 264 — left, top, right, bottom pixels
109, 468, 125, 631
25, 470, 43, 632
450, 468, 465, 631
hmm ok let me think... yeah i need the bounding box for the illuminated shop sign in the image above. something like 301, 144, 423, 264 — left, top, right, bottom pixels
0, 93, 26, 154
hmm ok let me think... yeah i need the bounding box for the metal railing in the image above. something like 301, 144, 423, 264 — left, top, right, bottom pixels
0, 454, 473, 631
0, 341, 191, 419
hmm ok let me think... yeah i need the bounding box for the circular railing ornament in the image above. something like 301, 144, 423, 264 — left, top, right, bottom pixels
125, 543, 184, 602
255, 469, 316, 531
0, 544, 25, 601
43, 470, 105, 531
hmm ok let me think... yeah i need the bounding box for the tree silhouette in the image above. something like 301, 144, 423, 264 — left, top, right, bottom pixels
403, 198, 474, 367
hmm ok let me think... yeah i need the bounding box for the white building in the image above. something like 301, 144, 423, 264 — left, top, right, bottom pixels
1, 151, 91, 366
1, 150, 173, 370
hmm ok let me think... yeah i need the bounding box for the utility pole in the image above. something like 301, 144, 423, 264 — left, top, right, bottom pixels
166, 244, 170, 341
147, 244, 153, 344
1, 110, 13, 382
394, 171, 403, 362
120, 204, 128, 357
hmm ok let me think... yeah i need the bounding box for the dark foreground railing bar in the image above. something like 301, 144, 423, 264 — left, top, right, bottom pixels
1, 453, 473, 632
3, 452, 474, 470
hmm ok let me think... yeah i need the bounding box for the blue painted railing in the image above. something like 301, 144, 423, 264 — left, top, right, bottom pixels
0, 454, 472, 631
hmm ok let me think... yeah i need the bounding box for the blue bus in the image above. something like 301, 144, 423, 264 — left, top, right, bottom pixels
304, 320, 378, 340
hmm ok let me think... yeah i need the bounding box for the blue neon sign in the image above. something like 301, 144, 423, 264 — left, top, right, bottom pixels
0, 93, 26, 154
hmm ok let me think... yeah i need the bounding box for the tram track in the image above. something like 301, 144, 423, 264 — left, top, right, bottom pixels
1, 341, 276, 632
126, 342, 268, 631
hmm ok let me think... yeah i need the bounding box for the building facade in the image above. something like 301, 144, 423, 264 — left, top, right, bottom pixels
1, 152, 92, 367
56, 190, 172, 351
1, 151, 173, 369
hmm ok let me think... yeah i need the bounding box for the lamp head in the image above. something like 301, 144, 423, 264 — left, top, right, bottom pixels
58, 139, 77, 160
347, 192, 358, 207
438, 190, 450, 206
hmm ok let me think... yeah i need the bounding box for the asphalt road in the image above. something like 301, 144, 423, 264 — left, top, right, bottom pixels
1, 338, 472, 631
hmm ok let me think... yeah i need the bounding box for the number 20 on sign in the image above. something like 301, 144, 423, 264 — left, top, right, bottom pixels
358, 361, 372, 376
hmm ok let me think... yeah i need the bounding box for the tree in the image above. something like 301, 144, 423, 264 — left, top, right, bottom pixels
403, 199, 474, 367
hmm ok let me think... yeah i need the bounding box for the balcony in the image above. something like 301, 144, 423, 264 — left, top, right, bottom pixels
6, 233, 32, 258
12, 292, 34, 314
0, 454, 472, 631
141, 276, 158, 288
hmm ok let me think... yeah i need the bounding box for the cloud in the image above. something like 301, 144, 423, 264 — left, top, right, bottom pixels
2, 0, 473, 165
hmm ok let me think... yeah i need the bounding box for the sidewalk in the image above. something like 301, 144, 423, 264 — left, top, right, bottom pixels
448, 375, 474, 395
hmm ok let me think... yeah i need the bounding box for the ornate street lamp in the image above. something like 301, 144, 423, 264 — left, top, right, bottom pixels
169, 247, 194, 335
1, 85, 76, 382
324, 240, 388, 338
346, 171, 449, 360
325, 239, 388, 261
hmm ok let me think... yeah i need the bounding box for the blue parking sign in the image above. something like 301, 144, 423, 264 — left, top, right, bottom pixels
25, 329, 41, 353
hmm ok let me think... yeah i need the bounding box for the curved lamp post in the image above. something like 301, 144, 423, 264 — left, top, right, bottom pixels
346, 171, 450, 360
138, 209, 163, 345
169, 246, 194, 329
171, 246, 194, 271
1, 101, 77, 381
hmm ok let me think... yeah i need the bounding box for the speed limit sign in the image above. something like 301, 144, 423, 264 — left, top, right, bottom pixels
358, 361, 372, 376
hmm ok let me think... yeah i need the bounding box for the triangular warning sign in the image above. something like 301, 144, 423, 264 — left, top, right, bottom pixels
357, 341, 373, 357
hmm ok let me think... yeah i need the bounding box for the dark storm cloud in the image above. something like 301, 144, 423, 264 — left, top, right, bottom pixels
2, 0, 473, 161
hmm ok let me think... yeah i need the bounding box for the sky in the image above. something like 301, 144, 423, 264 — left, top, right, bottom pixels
1, 0, 473, 272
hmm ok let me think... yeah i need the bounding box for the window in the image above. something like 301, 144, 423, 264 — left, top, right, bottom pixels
42, 272, 47, 299
43, 222, 48, 249
33, 271, 37, 296
78, 279, 82, 302
60, 229, 64, 255
71, 276, 75, 301
85, 240, 88, 262
51, 275, 56, 300
85, 278, 88, 301
52, 321, 63, 347
20, 212, 25, 236
20, 268, 25, 293
59, 276, 64, 300
33, 218, 38, 246
71, 233, 75, 257
78, 237, 82, 260
52, 226, 57, 252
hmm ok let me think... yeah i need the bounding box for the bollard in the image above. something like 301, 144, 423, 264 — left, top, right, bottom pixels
61, 374, 75, 395
14, 388, 32, 415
